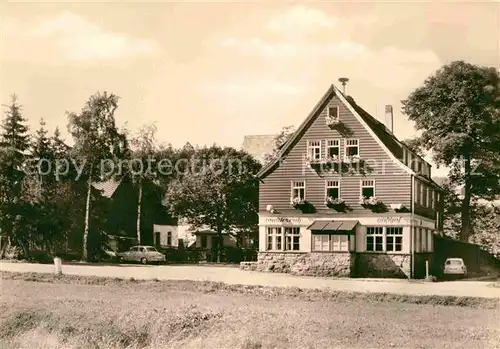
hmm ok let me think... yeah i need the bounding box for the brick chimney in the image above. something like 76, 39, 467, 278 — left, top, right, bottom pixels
384, 105, 393, 133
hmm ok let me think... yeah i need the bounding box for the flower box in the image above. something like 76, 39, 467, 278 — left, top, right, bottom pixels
291, 197, 306, 208
359, 196, 382, 207
325, 196, 346, 211
325, 115, 340, 126
344, 155, 360, 163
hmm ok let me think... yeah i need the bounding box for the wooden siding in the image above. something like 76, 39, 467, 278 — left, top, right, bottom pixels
260, 94, 412, 212
413, 178, 439, 220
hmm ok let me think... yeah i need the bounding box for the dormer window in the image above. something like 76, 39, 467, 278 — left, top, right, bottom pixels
326, 106, 340, 126
307, 140, 321, 160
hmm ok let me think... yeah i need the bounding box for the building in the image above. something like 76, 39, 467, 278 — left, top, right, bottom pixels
252, 83, 444, 279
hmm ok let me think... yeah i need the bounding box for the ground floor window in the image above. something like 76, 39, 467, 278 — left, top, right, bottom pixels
366, 226, 403, 252
266, 226, 301, 251
386, 227, 403, 252
312, 234, 349, 252
366, 227, 384, 251
285, 227, 300, 251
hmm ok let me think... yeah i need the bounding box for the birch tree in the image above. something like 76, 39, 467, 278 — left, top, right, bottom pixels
67, 92, 128, 260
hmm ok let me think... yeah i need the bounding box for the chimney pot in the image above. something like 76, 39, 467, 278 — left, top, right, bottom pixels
384, 105, 393, 133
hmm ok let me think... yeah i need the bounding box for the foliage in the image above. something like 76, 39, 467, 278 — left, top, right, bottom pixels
402, 61, 500, 241
262, 125, 295, 165
67, 91, 129, 260
166, 145, 261, 261
0, 96, 32, 257
470, 204, 500, 258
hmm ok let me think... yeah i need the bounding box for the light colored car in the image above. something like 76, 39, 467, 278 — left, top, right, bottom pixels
443, 258, 467, 278
117, 246, 166, 265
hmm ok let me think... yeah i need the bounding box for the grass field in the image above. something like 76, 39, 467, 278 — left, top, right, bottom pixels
1, 272, 499, 349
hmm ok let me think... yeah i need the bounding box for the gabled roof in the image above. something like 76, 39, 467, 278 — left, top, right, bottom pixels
241, 134, 277, 163
257, 84, 443, 191
92, 179, 122, 198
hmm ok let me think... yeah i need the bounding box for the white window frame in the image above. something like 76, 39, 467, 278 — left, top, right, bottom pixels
326, 139, 340, 158
344, 138, 359, 159
415, 181, 421, 205
312, 234, 349, 252
325, 180, 340, 200
331, 235, 349, 251
266, 227, 283, 251
366, 226, 404, 253
366, 227, 384, 252
385, 227, 403, 252
422, 184, 428, 207
307, 140, 322, 160
360, 179, 375, 199
328, 106, 340, 119
291, 180, 306, 201
312, 235, 330, 251
284, 227, 300, 251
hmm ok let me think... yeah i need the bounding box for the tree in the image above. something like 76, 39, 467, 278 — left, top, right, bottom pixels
67, 92, 128, 260
129, 123, 158, 244
470, 204, 500, 258
0, 96, 31, 257
402, 61, 500, 241
262, 125, 295, 165
166, 146, 261, 262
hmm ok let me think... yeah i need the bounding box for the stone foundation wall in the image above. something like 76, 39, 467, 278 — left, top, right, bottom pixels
239, 252, 353, 277
354, 253, 410, 278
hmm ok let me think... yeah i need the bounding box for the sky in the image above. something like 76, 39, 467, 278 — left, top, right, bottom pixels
1, 1, 499, 177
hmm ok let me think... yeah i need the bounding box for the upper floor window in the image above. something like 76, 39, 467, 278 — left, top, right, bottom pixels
360, 179, 375, 198
326, 139, 340, 158
291, 181, 306, 201
415, 181, 421, 204
422, 185, 428, 207
326, 180, 340, 199
307, 140, 321, 160
345, 139, 359, 157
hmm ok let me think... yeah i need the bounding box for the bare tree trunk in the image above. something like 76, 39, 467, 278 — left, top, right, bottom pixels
136, 178, 142, 244
82, 166, 93, 261
460, 158, 472, 242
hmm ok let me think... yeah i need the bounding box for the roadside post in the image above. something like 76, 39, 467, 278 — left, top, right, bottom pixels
425, 260, 429, 279
54, 257, 62, 275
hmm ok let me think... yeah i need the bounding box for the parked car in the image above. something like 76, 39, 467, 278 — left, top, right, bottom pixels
443, 258, 467, 278
116, 246, 166, 265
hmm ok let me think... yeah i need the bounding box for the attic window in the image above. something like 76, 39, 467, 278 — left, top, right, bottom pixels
326, 106, 340, 126
328, 106, 339, 118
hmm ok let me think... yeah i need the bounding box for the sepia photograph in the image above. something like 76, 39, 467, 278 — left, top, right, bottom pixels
0, 1, 499, 348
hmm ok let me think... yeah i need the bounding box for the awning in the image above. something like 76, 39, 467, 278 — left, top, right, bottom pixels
307, 220, 358, 233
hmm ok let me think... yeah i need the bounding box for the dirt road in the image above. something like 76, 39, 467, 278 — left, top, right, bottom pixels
1, 261, 499, 298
